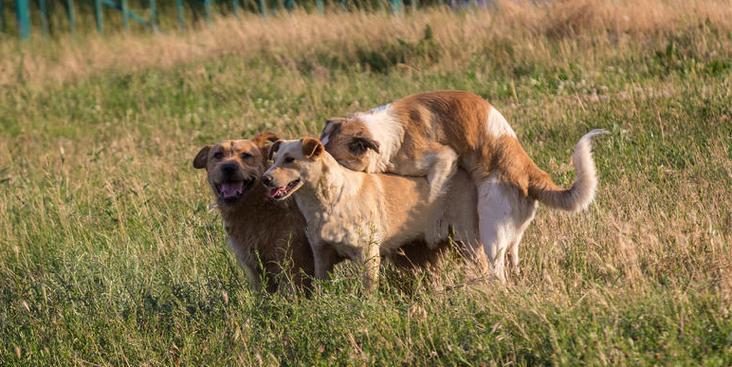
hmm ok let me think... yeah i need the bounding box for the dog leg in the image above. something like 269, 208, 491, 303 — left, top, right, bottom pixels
425, 145, 459, 203
509, 200, 537, 277
312, 242, 339, 281
424, 145, 459, 247
477, 176, 519, 282
361, 241, 381, 292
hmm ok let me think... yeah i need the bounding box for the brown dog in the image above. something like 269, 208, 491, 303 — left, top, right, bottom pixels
193, 133, 455, 293
193, 133, 314, 293
320, 90, 607, 280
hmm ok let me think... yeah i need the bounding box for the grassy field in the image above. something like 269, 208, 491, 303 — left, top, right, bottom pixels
1, 1, 731, 365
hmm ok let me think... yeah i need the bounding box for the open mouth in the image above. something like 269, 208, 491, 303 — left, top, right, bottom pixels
267, 179, 302, 201
216, 178, 255, 203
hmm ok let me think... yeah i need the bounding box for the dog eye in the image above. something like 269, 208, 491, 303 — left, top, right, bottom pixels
213, 152, 224, 159
284, 157, 295, 164
240, 152, 253, 159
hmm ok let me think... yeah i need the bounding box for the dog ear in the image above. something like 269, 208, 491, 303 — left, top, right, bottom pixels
268, 140, 283, 161
301, 137, 324, 159
253, 131, 279, 149
348, 136, 380, 155
193, 146, 211, 169
320, 118, 344, 141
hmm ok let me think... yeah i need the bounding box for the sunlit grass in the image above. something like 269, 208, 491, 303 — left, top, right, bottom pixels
1, 1, 731, 365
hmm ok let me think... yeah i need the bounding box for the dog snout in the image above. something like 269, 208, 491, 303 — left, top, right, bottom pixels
221, 162, 238, 176
261, 174, 274, 188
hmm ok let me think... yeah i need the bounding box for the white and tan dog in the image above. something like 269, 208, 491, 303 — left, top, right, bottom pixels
261, 137, 483, 290
320, 90, 607, 280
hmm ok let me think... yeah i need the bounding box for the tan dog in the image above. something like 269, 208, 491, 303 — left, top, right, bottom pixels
261, 137, 483, 291
319, 90, 607, 281
193, 133, 314, 293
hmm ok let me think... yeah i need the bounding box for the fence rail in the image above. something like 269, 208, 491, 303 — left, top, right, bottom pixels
0, 0, 418, 39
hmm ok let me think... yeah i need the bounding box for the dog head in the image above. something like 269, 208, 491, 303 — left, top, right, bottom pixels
261, 137, 325, 201
319, 117, 380, 172
193, 132, 279, 206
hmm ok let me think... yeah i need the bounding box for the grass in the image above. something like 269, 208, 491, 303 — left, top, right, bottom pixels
1, 1, 731, 365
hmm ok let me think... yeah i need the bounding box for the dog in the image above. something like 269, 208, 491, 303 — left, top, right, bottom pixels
261, 137, 484, 291
193, 133, 314, 293
319, 90, 607, 280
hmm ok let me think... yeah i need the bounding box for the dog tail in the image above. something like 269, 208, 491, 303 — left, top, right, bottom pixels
527, 129, 608, 212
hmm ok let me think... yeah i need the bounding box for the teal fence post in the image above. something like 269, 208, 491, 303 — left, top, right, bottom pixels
0, 0, 6, 33
16, 0, 31, 39
149, 0, 157, 31
67, 0, 76, 33
315, 0, 323, 13
285, 0, 294, 11
38, 0, 49, 35
258, 0, 267, 17
94, 0, 104, 33
231, 0, 239, 18
121, 0, 130, 30
176, 0, 185, 30
203, 0, 212, 22
389, 0, 402, 14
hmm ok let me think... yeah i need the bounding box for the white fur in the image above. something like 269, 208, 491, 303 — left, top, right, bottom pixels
356, 104, 405, 173
535, 129, 608, 212
477, 174, 537, 281
487, 107, 517, 138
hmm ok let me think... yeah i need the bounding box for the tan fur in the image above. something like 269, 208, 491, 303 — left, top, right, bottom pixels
321, 90, 607, 281
322, 91, 543, 191
262, 138, 484, 291
193, 134, 313, 293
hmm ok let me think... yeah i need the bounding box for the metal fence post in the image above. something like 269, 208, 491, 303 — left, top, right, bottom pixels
66, 0, 76, 33
203, 0, 212, 22
121, 0, 130, 30
176, 0, 185, 30
258, 0, 267, 17
150, 0, 157, 31
38, 0, 49, 35
232, 0, 240, 18
316, 0, 323, 13
0, 0, 6, 33
94, 0, 104, 33
389, 0, 402, 14
16, 0, 31, 39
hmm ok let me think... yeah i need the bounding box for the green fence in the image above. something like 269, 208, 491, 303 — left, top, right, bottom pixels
0, 0, 423, 39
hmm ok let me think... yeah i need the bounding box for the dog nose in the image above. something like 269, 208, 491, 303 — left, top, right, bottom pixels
221, 162, 238, 175
261, 174, 273, 187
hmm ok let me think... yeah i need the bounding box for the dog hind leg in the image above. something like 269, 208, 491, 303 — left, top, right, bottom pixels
477, 176, 520, 282
508, 200, 537, 277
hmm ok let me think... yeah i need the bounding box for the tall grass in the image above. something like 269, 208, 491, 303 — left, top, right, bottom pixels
1, 0, 731, 365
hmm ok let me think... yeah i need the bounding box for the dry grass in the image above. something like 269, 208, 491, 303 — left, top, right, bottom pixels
1, 0, 731, 87
1, 1, 731, 365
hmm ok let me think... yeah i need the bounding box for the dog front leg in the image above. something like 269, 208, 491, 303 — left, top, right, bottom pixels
423, 144, 459, 247
361, 241, 381, 292
312, 242, 338, 281
425, 144, 459, 203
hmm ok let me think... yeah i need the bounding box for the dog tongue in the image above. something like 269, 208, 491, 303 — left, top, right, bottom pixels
270, 187, 286, 198
221, 182, 244, 199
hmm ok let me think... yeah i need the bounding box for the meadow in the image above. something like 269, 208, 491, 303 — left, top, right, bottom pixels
1, 1, 731, 365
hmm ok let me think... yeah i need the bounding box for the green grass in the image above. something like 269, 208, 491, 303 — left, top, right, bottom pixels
1, 6, 731, 366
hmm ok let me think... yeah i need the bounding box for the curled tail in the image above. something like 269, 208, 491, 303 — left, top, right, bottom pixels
528, 129, 609, 212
